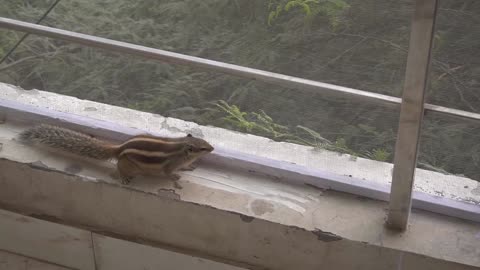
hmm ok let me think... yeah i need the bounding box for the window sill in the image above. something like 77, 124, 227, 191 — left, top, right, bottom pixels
0, 82, 479, 269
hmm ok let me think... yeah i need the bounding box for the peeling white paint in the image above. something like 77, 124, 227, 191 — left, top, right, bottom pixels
185, 169, 309, 213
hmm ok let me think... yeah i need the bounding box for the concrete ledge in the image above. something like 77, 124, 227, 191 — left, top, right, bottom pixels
0, 83, 479, 269
0, 157, 478, 269
0, 83, 478, 206
0, 83, 478, 224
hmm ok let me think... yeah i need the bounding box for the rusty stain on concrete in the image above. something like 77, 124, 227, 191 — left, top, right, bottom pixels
157, 188, 181, 200
30, 160, 50, 170
312, 228, 343, 242
251, 199, 274, 216
84, 107, 97, 112
239, 214, 254, 223
64, 163, 83, 174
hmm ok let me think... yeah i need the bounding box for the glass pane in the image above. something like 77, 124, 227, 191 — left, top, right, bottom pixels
426, 0, 480, 111
419, 0, 480, 205
0, 0, 409, 173
4, 0, 411, 96
419, 113, 480, 204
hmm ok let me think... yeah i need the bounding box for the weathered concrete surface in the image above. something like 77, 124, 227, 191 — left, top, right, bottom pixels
0, 209, 248, 270
0, 202, 95, 270
0, 138, 479, 269
0, 83, 479, 269
0, 157, 478, 270
92, 233, 247, 270
0, 82, 479, 205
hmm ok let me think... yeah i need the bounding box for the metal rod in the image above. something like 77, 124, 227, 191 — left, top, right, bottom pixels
424, 103, 480, 122
1, 17, 479, 122
0, 17, 399, 106
0, 0, 62, 65
387, 0, 438, 231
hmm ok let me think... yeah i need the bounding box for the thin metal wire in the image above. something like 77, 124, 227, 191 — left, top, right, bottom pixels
0, 0, 62, 65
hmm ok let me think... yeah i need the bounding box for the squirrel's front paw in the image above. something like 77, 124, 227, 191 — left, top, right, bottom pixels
168, 174, 183, 189
173, 181, 183, 189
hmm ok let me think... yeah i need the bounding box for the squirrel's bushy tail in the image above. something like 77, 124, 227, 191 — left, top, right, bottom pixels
19, 124, 116, 160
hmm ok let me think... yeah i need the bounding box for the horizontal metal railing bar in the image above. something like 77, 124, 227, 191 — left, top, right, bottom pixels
0, 17, 400, 106
424, 103, 480, 122
1, 17, 480, 123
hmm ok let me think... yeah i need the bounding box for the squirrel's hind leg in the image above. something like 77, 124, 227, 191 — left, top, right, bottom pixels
116, 155, 141, 185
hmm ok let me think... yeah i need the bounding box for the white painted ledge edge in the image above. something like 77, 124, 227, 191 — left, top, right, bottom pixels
0, 97, 478, 223
2, 83, 478, 205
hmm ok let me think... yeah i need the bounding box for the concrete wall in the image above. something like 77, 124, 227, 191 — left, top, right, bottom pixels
0, 250, 70, 270
0, 209, 246, 270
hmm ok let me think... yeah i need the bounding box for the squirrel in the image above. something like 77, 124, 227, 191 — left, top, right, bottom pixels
18, 124, 214, 186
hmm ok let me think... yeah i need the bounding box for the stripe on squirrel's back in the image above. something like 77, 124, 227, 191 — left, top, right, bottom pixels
18, 124, 117, 160
118, 137, 186, 153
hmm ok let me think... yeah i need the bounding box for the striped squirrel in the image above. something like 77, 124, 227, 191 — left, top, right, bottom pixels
19, 124, 214, 186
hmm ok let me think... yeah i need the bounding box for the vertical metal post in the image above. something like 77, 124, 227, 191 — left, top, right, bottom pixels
387, 0, 438, 230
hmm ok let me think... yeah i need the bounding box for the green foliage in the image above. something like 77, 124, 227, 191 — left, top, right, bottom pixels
215, 100, 296, 142
365, 148, 390, 162
216, 100, 256, 132
295, 125, 332, 146
216, 101, 393, 161
267, 0, 350, 28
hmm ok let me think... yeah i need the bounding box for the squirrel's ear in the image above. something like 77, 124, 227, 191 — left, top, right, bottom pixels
187, 134, 193, 137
